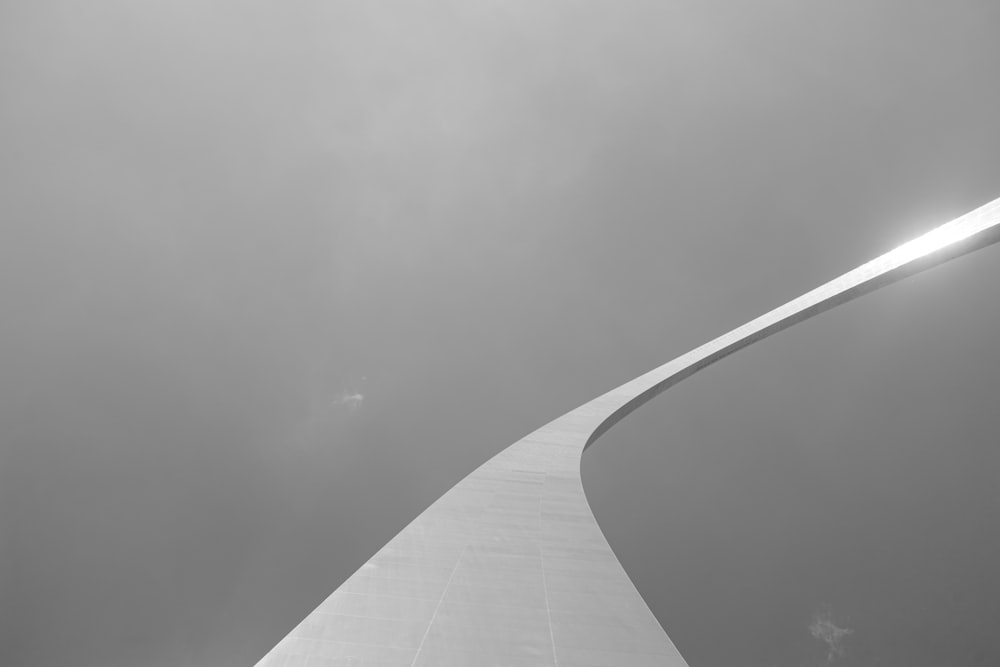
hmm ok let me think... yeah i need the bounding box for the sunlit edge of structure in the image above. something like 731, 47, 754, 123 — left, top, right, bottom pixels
889, 221, 982, 264
587, 196, 1000, 452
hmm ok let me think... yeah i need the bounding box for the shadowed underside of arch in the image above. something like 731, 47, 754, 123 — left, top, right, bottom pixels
256, 196, 1000, 666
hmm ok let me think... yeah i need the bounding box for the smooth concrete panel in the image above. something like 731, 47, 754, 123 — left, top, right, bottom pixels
255, 196, 1000, 666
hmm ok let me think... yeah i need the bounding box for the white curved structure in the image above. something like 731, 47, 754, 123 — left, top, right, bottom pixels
256, 196, 1000, 666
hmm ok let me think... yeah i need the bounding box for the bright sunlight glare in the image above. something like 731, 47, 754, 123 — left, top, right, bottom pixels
886, 220, 980, 265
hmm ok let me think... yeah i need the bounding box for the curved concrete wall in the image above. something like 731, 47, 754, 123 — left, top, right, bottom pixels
256, 195, 1000, 666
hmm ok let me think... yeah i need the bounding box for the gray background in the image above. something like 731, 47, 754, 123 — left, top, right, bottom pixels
2, 2, 999, 666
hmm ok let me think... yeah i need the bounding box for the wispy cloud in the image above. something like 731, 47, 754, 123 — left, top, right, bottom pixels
809, 606, 853, 663
332, 391, 364, 413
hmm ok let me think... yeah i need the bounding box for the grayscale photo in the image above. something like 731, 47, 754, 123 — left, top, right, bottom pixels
2, 2, 1000, 666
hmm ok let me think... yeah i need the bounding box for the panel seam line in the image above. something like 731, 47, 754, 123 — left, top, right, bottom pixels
540, 514, 559, 665
409, 544, 468, 666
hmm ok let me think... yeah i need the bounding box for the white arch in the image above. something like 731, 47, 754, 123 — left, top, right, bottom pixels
257, 195, 1000, 666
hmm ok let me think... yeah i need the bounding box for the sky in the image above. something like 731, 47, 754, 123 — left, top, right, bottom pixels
2, 1, 999, 666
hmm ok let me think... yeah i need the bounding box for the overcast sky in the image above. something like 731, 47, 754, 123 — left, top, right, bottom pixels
2, 2, 1000, 666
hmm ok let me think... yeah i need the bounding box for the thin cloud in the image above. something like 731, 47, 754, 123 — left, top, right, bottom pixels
809, 606, 853, 663
332, 391, 364, 413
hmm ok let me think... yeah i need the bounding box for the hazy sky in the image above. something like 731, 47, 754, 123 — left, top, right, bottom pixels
2, 2, 1000, 666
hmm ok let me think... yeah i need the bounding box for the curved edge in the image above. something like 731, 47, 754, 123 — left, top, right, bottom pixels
254, 195, 1000, 667
584, 197, 1000, 452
